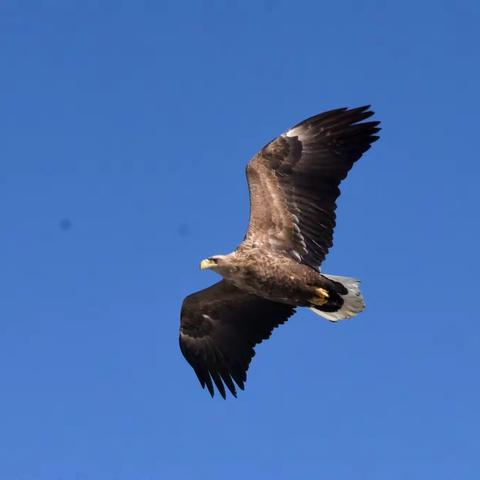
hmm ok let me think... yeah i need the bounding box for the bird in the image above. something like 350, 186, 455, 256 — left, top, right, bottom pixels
179, 106, 380, 398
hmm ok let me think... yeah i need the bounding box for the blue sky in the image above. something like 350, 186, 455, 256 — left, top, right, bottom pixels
1, 1, 479, 479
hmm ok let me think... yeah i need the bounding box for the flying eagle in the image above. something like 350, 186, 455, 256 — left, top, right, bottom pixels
179, 106, 380, 398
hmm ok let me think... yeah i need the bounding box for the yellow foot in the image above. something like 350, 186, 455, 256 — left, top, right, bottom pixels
310, 287, 329, 306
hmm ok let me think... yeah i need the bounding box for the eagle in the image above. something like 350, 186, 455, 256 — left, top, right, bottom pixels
179, 106, 380, 398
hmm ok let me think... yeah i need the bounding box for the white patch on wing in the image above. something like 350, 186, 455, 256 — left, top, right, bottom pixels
283, 127, 306, 140
310, 238, 322, 248
290, 209, 308, 256
290, 250, 302, 262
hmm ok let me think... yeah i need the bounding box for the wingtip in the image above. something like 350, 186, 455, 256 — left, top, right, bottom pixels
353, 104, 372, 113
345, 105, 377, 122
205, 375, 215, 397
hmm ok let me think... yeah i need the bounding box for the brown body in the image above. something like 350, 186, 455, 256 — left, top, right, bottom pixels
205, 250, 345, 308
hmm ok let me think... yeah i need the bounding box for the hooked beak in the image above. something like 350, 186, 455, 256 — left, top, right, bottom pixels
200, 258, 216, 270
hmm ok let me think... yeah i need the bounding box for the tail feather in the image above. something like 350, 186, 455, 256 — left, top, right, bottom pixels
310, 274, 365, 322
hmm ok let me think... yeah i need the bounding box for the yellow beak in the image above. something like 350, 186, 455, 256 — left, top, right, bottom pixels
200, 259, 215, 270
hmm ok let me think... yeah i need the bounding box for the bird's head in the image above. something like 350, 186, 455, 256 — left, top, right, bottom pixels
200, 255, 228, 272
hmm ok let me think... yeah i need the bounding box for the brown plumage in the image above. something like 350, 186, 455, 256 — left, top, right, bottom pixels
179, 106, 381, 398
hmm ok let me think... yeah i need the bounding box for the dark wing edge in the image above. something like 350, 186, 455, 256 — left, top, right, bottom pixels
179, 281, 296, 399
243, 105, 381, 268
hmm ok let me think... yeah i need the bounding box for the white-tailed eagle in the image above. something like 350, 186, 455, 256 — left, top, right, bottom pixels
179, 106, 380, 398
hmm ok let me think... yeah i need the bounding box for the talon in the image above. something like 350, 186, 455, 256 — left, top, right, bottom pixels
315, 287, 329, 299
310, 287, 329, 306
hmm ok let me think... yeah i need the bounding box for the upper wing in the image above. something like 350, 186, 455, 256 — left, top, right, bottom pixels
179, 281, 295, 398
243, 105, 380, 269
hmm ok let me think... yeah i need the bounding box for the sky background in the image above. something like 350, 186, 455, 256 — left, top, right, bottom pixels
1, 1, 479, 479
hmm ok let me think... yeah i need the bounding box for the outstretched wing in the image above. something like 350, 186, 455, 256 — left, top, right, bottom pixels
179, 281, 295, 398
243, 105, 380, 269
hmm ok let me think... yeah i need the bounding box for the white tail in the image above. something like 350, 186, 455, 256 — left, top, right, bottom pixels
309, 274, 365, 322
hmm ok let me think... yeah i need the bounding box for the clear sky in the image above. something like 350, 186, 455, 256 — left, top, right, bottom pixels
1, 1, 479, 479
